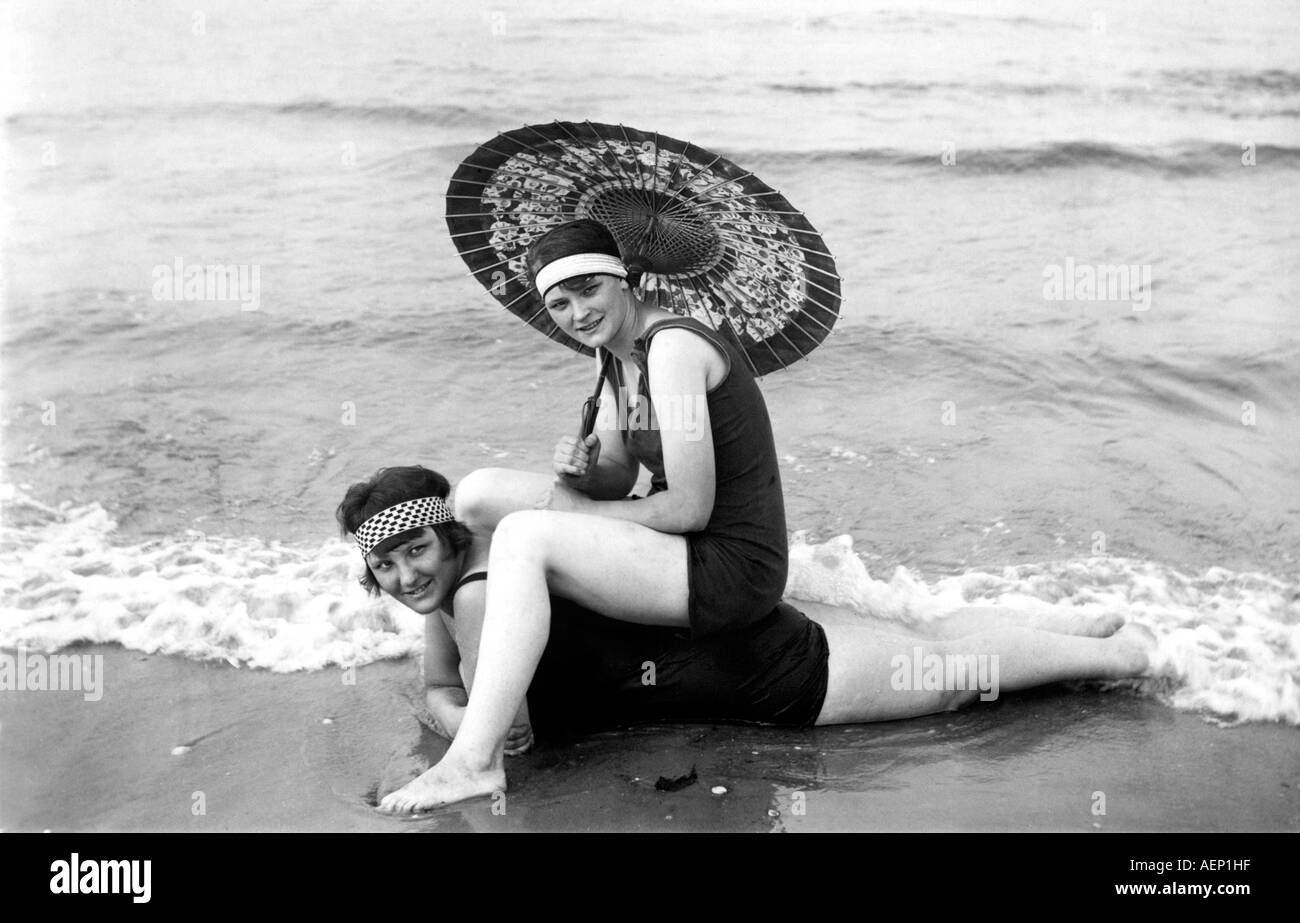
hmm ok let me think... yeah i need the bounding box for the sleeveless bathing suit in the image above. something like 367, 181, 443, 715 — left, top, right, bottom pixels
445, 571, 828, 734
604, 317, 788, 639
441, 575, 829, 734
451, 570, 487, 598
529, 597, 829, 736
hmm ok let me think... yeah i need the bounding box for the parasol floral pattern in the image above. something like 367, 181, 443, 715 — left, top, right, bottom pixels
446, 121, 840, 375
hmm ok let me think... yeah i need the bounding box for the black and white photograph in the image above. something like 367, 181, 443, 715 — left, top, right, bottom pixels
2, 0, 1297, 851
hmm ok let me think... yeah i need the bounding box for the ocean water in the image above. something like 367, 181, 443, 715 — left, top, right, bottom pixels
2, 0, 1298, 725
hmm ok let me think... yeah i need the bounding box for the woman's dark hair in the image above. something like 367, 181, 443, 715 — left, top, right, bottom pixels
525, 219, 650, 290
335, 465, 473, 596
525, 218, 620, 279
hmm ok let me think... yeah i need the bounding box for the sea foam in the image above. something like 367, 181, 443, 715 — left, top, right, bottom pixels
2, 489, 1297, 725
787, 533, 1300, 726
0, 487, 421, 672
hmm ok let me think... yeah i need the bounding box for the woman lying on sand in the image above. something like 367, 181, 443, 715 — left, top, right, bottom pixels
335, 466, 1154, 814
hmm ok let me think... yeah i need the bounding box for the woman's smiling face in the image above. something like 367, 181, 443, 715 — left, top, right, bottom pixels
365, 526, 462, 614
543, 273, 628, 347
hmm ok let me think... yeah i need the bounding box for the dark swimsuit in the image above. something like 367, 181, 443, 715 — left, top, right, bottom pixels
447, 570, 488, 616
446, 323, 817, 734
606, 317, 788, 639
449, 571, 830, 738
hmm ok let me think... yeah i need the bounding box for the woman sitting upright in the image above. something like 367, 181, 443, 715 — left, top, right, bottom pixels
378, 219, 794, 808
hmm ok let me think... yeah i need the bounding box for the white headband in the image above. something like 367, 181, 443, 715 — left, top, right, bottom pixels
354, 496, 456, 556
534, 253, 627, 298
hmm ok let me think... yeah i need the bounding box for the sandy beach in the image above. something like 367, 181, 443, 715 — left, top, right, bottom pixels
3, 643, 1295, 833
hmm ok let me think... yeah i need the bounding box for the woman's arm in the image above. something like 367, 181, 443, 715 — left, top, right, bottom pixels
421, 608, 468, 739
446, 578, 534, 755
550, 327, 723, 533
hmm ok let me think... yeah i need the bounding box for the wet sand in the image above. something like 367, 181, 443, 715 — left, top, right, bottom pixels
2, 644, 1297, 833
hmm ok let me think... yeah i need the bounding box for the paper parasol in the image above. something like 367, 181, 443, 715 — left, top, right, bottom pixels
446, 120, 841, 376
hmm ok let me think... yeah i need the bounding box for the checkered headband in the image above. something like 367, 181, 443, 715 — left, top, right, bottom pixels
353, 495, 456, 556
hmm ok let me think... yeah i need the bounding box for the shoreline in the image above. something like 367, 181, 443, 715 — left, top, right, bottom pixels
2, 645, 1296, 833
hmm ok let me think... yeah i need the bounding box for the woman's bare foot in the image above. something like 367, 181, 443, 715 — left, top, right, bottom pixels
929, 607, 1124, 639
1087, 612, 1126, 637
1108, 622, 1158, 677
1036, 610, 1125, 638
377, 753, 505, 814
376, 749, 430, 803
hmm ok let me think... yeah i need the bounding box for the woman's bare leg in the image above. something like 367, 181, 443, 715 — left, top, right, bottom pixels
453, 467, 556, 532
814, 622, 1154, 725
792, 599, 1122, 640
917, 606, 1124, 640
377, 509, 690, 813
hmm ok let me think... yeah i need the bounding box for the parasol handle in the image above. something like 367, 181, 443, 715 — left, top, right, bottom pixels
623, 255, 653, 291
579, 349, 615, 440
